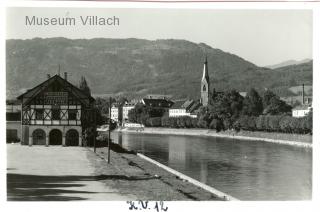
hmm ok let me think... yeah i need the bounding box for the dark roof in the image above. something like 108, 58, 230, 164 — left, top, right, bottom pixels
17, 75, 95, 106
145, 94, 172, 99
188, 100, 201, 113
112, 102, 123, 107
142, 98, 174, 108
171, 100, 194, 109
170, 100, 186, 109
170, 99, 201, 113
123, 102, 136, 107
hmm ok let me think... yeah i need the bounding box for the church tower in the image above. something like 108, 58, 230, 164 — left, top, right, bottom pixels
200, 56, 210, 106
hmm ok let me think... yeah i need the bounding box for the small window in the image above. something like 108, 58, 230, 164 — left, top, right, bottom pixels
35, 109, 44, 120
203, 85, 206, 92
68, 110, 77, 120
52, 109, 60, 120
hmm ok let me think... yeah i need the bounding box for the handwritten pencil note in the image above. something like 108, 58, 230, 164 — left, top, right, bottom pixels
126, 201, 168, 212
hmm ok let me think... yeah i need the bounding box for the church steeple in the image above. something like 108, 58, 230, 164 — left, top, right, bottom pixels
200, 56, 210, 106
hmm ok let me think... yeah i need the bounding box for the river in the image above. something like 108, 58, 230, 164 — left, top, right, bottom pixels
112, 132, 312, 200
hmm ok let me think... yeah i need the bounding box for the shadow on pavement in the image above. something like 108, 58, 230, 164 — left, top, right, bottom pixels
7, 173, 158, 201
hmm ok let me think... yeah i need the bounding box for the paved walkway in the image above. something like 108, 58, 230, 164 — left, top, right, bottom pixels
7, 144, 136, 201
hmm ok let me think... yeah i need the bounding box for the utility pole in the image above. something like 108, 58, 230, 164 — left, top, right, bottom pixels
93, 109, 96, 153
108, 97, 111, 163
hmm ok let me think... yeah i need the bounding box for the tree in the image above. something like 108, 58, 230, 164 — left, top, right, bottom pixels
197, 106, 210, 128
262, 90, 292, 115
95, 97, 116, 115
242, 88, 263, 116
306, 110, 312, 134
128, 103, 146, 123
237, 115, 256, 131
207, 89, 243, 130
264, 97, 292, 115
128, 103, 166, 125
79, 76, 91, 96
116, 96, 128, 105
262, 89, 277, 109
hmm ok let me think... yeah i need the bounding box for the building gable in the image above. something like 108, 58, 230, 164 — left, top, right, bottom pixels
18, 75, 94, 107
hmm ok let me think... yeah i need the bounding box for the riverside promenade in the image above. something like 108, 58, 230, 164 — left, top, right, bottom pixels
7, 144, 225, 201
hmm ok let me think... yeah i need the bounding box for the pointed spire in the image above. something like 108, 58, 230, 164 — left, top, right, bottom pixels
202, 55, 209, 82
200, 56, 210, 107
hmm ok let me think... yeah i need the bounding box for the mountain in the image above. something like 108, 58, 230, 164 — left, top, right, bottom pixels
266, 58, 311, 69
267, 61, 313, 96
6, 38, 312, 100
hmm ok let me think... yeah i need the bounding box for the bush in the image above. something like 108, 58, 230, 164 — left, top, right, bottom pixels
146, 117, 162, 127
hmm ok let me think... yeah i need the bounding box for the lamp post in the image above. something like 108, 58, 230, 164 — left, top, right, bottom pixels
93, 108, 96, 153
108, 97, 111, 163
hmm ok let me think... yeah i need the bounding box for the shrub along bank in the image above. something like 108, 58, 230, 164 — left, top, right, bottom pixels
141, 114, 312, 135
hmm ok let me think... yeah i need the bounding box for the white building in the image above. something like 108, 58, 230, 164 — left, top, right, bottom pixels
6, 100, 22, 143
111, 102, 136, 124
292, 105, 312, 118
122, 102, 135, 123
111, 104, 122, 122
169, 100, 200, 118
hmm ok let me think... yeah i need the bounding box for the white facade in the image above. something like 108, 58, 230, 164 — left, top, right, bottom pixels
122, 104, 135, 122
292, 107, 312, 118
111, 106, 119, 122
169, 108, 197, 118
169, 108, 189, 117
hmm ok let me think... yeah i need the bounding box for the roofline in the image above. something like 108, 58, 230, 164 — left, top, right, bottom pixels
17, 74, 95, 104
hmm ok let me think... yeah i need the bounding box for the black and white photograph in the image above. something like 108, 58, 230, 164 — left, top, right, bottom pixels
2, 1, 319, 209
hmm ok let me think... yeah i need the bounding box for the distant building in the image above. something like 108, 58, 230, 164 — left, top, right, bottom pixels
141, 98, 174, 112
239, 92, 247, 98
281, 95, 312, 106
110, 101, 137, 125
6, 100, 21, 143
110, 103, 123, 123
200, 56, 210, 106
292, 105, 312, 118
289, 84, 312, 96
169, 99, 201, 118
122, 102, 136, 123
144, 94, 172, 100
281, 84, 313, 106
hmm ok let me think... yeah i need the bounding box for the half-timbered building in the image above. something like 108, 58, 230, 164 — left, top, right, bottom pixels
18, 74, 95, 146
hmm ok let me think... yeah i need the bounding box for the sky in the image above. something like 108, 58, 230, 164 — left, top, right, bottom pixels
6, 7, 312, 67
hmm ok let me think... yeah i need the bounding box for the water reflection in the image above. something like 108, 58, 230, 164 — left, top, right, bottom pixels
113, 132, 312, 200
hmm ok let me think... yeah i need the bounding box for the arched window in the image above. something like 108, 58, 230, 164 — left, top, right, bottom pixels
203, 85, 206, 92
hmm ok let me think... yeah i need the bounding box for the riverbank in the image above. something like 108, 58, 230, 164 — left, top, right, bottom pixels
88, 146, 233, 200
118, 127, 312, 148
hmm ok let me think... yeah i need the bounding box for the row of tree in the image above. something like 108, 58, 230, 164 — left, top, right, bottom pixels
140, 113, 312, 135
128, 103, 166, 124
235, 113, 312, 134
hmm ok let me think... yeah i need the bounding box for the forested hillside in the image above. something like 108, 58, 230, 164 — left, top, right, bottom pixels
6, 38, 312, 100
